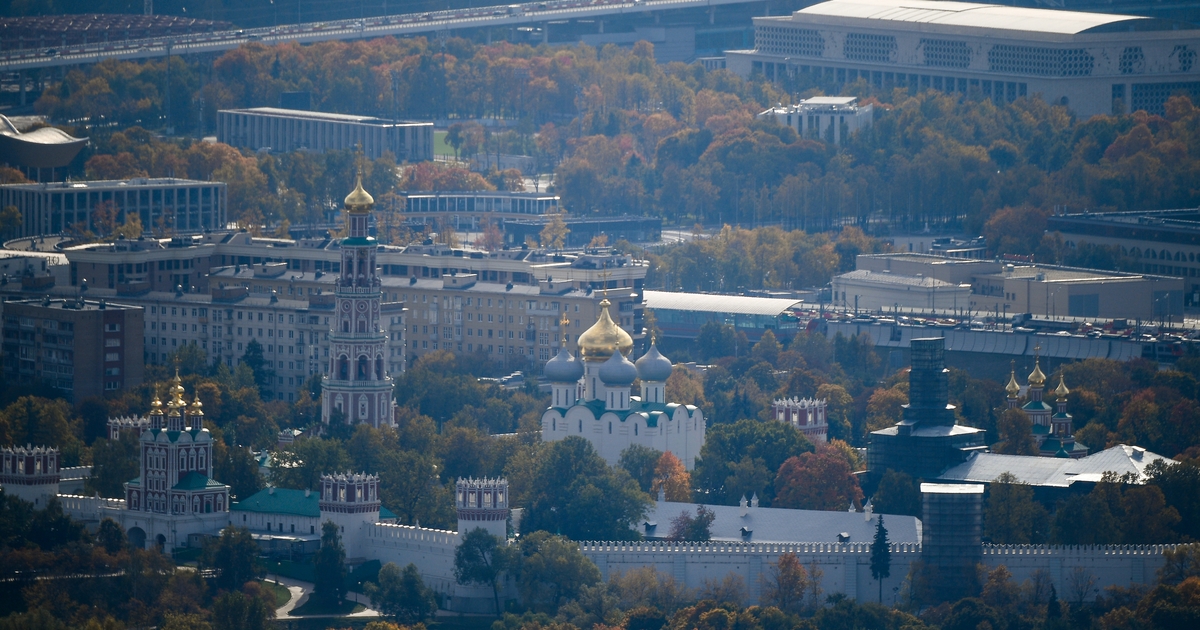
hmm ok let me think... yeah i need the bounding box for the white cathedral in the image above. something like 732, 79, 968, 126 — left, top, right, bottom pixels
539, 303, 705, 469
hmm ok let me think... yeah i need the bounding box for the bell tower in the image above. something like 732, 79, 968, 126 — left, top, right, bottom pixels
321, 169, 395, 428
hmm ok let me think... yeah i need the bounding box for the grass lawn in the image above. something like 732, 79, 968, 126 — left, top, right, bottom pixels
259, 579, 292, 608
433, 130, 457, 159
290, 597, 365, 616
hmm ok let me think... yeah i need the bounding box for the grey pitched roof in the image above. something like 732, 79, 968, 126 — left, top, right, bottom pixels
937, 445, 1174, 487
640, 501, 920, 544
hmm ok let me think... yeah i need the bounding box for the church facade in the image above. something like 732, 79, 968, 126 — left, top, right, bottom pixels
540, 306, 705, 469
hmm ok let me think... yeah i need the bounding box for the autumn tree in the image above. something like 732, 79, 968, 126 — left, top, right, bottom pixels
871, 469, 921, 517
763, 552, 809, 614
866, 386, 908, 432
314, 521, 347, 605
984, 472, 1049, 544
652, 451, 692, 502
773, 446, 864, 512
477, 219, 504, 251
667, 505, 715, 542
993, 409, 1038, 455
540, 213, 569, 250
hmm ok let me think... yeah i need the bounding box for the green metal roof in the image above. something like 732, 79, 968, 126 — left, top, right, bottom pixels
173, 471, 226, 491
380, 506, 397, 520
232, 487, 320, 517
1022, 401, 1053, 412
341, 236, 377, 247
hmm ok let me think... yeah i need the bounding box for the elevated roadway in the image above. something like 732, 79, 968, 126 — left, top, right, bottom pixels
1, 0, 763, 73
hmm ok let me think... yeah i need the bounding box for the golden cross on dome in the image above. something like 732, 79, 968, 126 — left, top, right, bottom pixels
600, 270, 612, 299
560, 311, 570, 345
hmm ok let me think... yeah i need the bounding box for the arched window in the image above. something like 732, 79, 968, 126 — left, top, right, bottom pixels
358, 320, 367, 333
338, 356, 349, 380
343, 321, 350, 333
357, 356, 369, 380
376, 357, 384, 380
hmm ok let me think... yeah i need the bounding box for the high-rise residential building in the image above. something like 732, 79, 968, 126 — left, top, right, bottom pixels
0, 297, 144, 401
321, 174, 395, 428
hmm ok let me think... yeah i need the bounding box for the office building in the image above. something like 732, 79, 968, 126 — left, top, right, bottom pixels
0, 178, 226, 239
216, 108, 433, 162
0, 297, 144, 401
727, 0, 1200, 117
757, 96, 873, 144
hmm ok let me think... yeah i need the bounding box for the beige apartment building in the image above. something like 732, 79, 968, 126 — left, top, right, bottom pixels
40, 232, 648, 400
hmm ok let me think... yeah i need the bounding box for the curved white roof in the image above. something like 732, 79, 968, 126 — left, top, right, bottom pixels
794, 0, 1157, 36
644, 290, 803, 317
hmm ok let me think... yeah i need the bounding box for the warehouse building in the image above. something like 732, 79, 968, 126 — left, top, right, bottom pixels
727, 0, 1200, 117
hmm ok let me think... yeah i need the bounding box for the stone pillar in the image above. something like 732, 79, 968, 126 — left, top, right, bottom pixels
920, 483, 983, 602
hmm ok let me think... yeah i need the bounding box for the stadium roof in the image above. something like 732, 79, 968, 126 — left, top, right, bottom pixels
644, 290, 803, 317
0, 115, 87, 169
792, 0, 1182, 36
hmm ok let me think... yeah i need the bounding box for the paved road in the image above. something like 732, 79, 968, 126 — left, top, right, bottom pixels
1, 0, 754, 72
266, 574, 381, 619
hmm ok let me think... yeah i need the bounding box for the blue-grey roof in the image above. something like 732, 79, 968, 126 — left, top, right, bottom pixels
640, 501, 920, 544
938, 445, 1174, 488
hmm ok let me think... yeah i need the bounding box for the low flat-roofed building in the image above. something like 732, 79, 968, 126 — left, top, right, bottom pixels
504, 216, 662, 248
0, 177, 226, 239
971, 263, 1184, 322
216, 107, 433, 162
644, 290, 803, 342
847, 253, 1185, 321
727, 0, 1200, 118
833, 269, 972, 312
399, 190, 561, 229
757, 96, 873, 144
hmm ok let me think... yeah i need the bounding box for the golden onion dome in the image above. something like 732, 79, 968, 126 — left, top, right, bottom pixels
150, 395, 164, 415
577, 298, 634, 362
1005, 368, 1021, 398
1028, 359, 1046, 388
1054, 374, 1070, 401
344, 172, 374, 214
190, 396, 204, 415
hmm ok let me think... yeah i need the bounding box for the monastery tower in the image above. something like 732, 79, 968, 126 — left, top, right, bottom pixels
321, 170, 395, 428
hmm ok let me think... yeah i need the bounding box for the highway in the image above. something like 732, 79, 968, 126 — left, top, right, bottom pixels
1, 0, 761, 73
